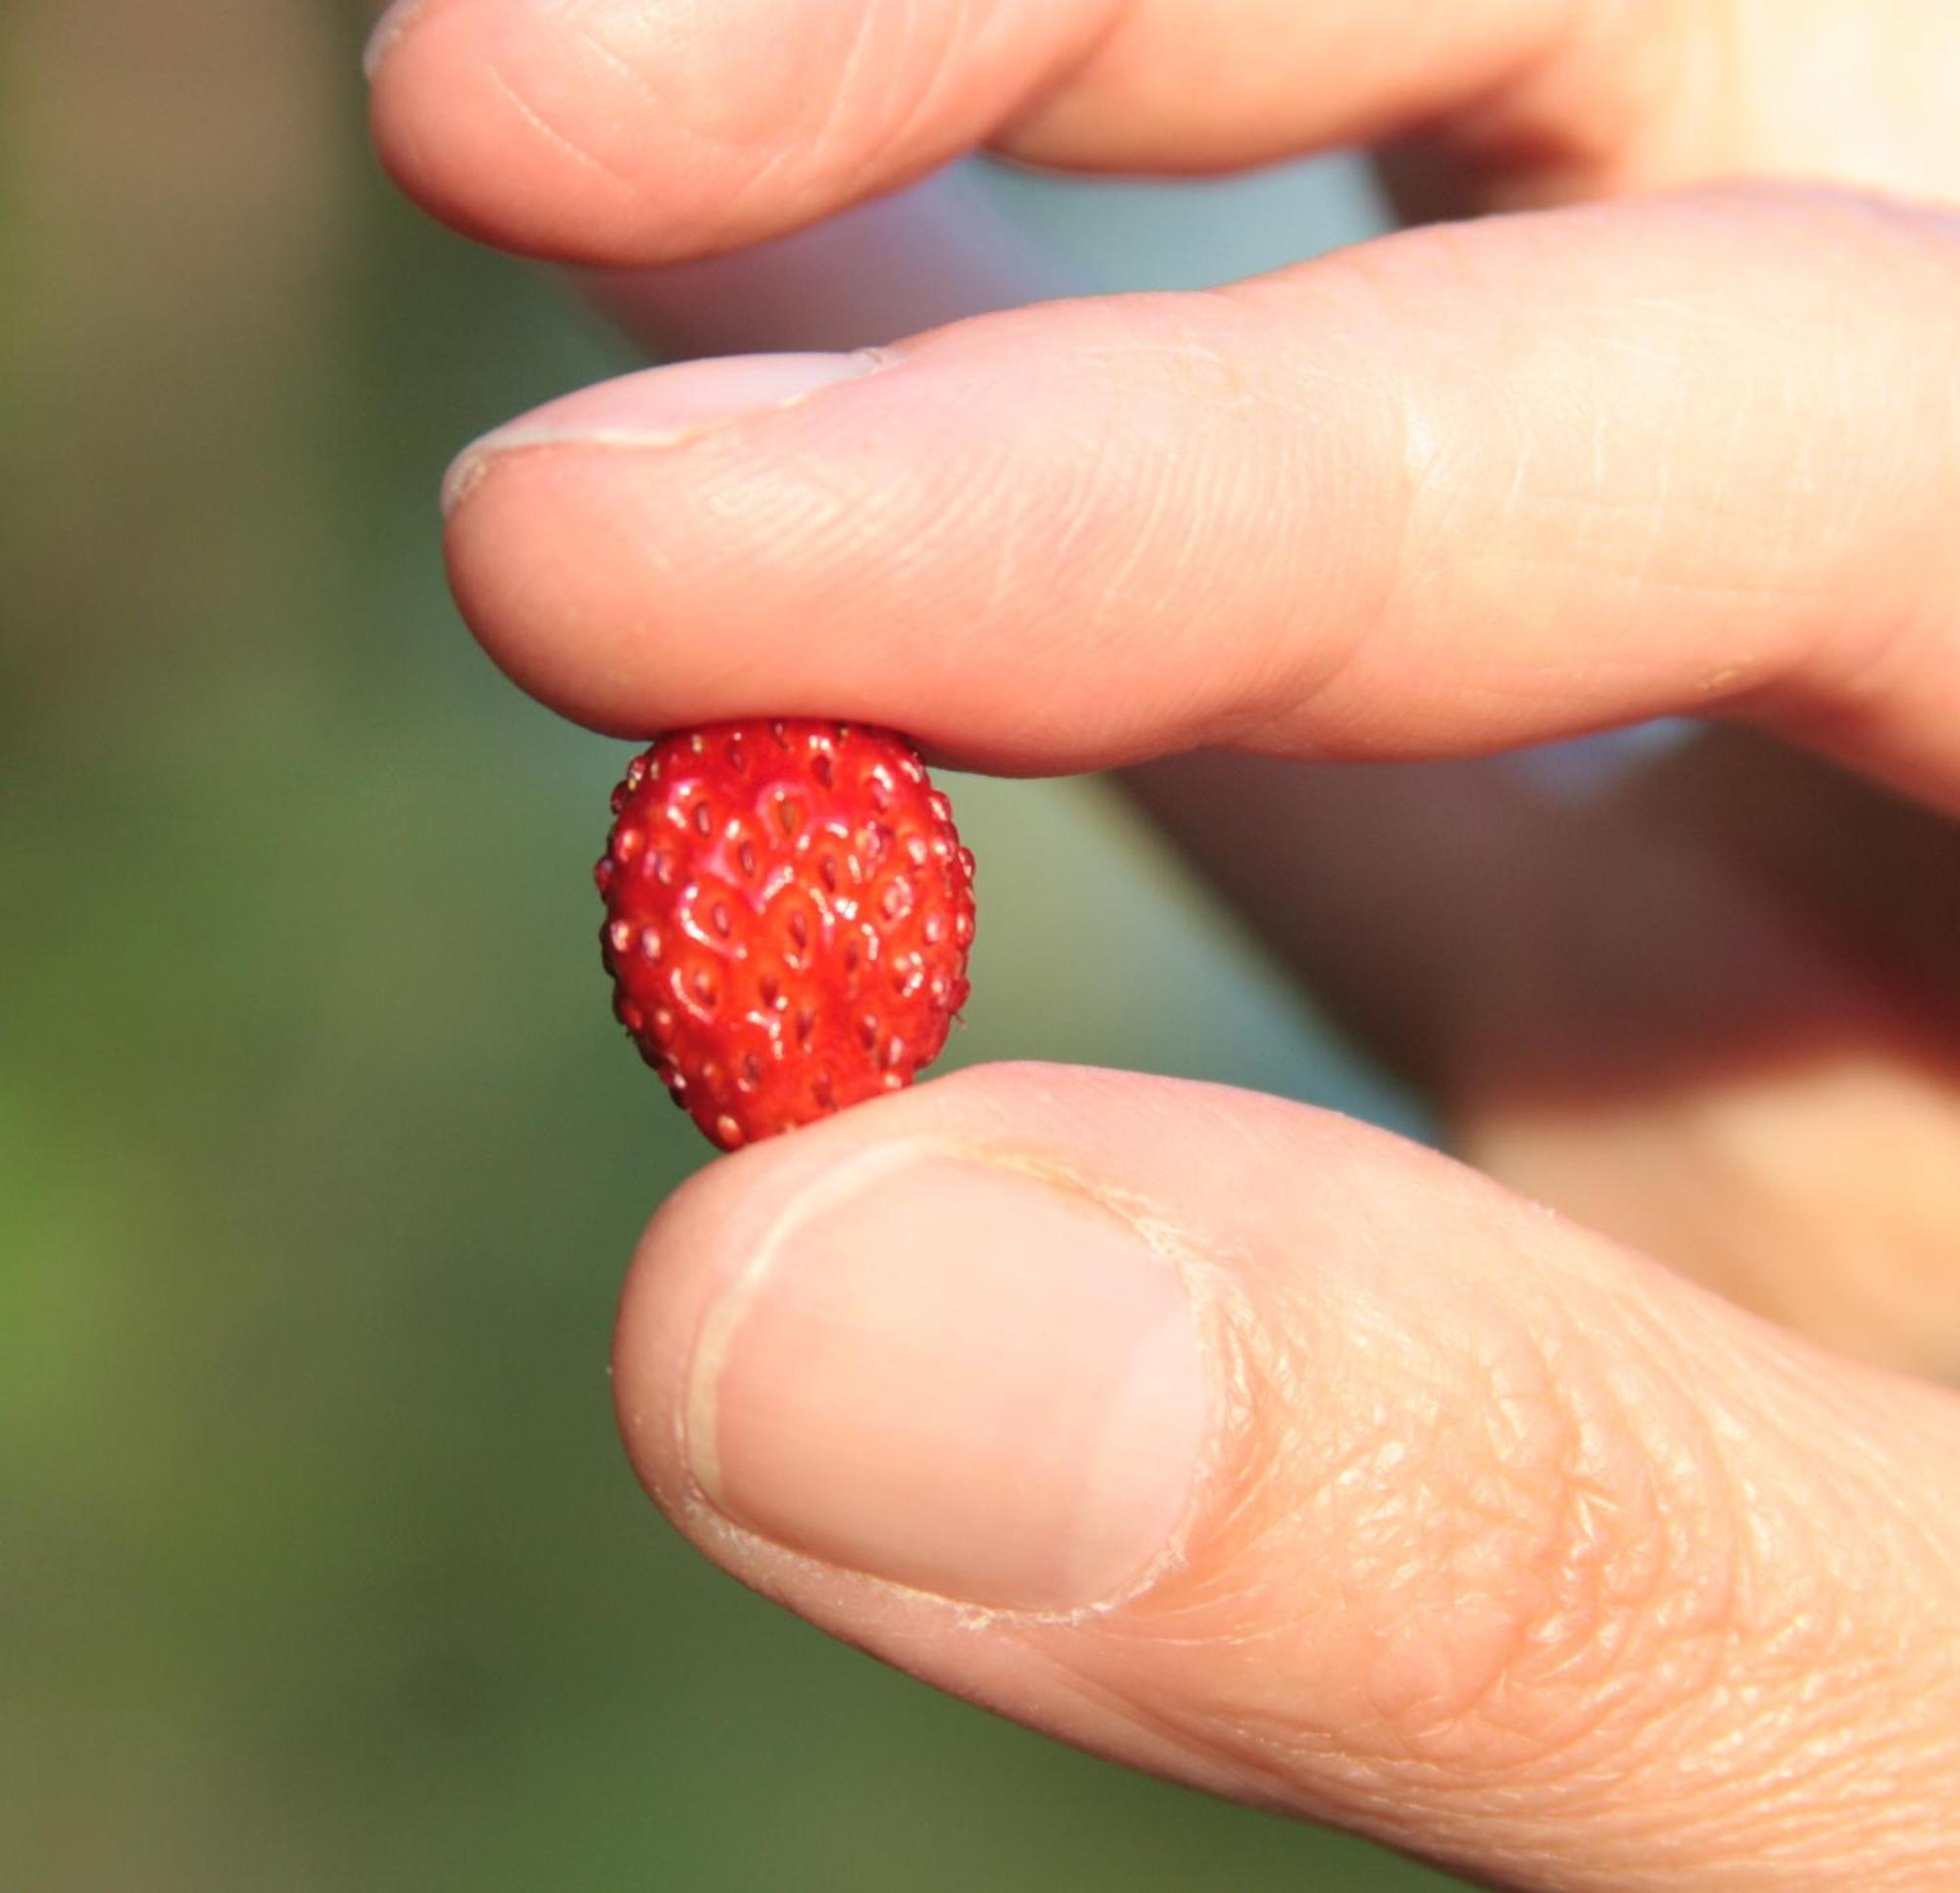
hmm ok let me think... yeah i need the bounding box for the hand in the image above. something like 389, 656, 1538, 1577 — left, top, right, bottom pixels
368, 5, 1960, 1885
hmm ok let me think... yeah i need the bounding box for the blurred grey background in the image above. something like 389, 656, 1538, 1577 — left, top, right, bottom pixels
4, 3, 1452, 1885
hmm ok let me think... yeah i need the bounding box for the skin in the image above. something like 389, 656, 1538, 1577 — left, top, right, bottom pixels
368, 4, 1960, 1885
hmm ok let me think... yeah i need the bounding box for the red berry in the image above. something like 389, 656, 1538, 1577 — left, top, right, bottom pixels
596, 720, 976, 1151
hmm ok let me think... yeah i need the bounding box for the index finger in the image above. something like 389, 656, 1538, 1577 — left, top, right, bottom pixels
440, 186, 1960, 812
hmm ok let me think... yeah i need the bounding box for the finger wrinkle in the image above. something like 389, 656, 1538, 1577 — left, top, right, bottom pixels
482, 48, 646, 196
1201, 272, 1428, 752
1138, 1251, 1756, 1804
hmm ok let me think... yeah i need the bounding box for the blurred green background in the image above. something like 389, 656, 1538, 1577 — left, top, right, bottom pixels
4, 4, 1454, 1886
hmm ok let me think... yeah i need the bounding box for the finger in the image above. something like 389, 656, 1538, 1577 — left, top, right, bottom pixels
1129, 741, 1960, 1379
615, 1061, 1960, 1889
1451, 730, 1960, 1379
364, 0, 1612, 264
443, 185, 1960, 811
1129, 738, 1932, 1102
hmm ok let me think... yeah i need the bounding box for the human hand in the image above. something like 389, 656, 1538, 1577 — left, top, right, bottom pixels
368, 5, 1960, 1885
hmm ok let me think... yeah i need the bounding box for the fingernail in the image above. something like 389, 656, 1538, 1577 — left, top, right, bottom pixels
363, 0, 426, 79
688, 1153, 1209, 1613
439, 352, 887, 518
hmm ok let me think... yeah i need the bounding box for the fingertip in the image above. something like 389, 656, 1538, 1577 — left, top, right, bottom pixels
440, 453, 623, 732
368, 0, 1095, 266
368, 0, 719, 263
609, 1064, 1219, 1543
437, 349, 884, 735
437, 348, 902, 738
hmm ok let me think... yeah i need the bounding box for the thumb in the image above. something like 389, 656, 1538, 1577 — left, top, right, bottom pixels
614, 1064, 1960, 1890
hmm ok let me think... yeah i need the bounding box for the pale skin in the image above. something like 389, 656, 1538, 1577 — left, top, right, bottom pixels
368, 4, 1960, 1886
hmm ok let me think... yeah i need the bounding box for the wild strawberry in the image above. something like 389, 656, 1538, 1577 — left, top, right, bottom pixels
595, 720, 976, 1151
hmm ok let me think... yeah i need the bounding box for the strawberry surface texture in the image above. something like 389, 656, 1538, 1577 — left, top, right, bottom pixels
596, 720, 976, 1151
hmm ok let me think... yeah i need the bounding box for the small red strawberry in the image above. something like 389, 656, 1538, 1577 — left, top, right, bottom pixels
596, 720, 976, 1151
